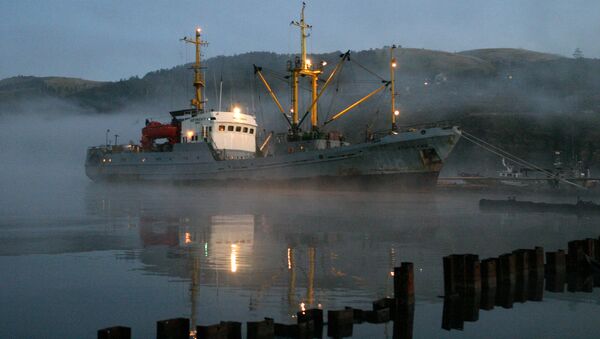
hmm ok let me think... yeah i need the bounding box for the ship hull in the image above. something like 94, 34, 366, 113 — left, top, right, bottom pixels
86, 126, 461, 188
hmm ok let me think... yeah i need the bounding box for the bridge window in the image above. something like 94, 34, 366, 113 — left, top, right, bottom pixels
228, 125, 234, 131
219, 125, 225, 131
243, 127, 248, 133
250, 128, 254, 134
235, 126, 242, 132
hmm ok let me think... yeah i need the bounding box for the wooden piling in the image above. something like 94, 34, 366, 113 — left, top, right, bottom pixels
443, 255, 458, 296
274, 323, 308, 338
527, 273, 544, 302
481, 258, 497, 290
366, 308, 390, 324
512, 250, 529, 302
196, 323, 226, 339
527, 247, 545, 302
156, 318, 189, 339
441, 296, 463, 331
98, 326, 131, 339
462, 294, 480, 322
545, 271, 566, 293
495, 282, 515, 309
568, 240, 585, 271
528, 247, 544, 275
393, 303, 414, 339
297, 308, 323, 329
582, 238, 596, 258
327, 309, 354, 338
495, 254, 516, 309
464, 254, 481, 295
394, 262, 414, 305
479, 287, 496, 311
513, 250, 530, 277
247, 318, 274, 339
497, 254, 516, 285
345, 307, 364, 324
546, 250, 566, 275
220, 321, 241, 339
373, 297, 395, 317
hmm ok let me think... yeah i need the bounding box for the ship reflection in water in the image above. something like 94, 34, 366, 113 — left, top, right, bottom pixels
1, 185, 600, 338
135, 212, 333, 321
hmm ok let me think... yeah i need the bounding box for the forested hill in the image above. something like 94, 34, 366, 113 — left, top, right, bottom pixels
2, 47, 598, 118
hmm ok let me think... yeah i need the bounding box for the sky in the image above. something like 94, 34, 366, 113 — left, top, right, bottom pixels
1, 0, 599, 81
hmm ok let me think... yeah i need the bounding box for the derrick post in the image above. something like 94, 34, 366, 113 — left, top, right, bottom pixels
311, 75, 319, 132
390, 45, 398, 132
292, 70, 300, 134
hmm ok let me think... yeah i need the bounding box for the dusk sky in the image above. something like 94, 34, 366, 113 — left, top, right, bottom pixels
1, 0, 599, 81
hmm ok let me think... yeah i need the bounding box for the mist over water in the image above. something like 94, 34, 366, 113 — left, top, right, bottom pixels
0, 111, 599, 338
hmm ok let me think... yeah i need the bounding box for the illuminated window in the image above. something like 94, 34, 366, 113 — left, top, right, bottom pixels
227, 126, 234, 131
243, 127, 248, 133
250, 128, 254, 134
219, 125, 225, 131
235, 126, 242, 132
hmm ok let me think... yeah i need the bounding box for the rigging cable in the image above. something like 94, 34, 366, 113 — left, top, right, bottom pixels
460, 131, 585, 189
350, 58, 386, 82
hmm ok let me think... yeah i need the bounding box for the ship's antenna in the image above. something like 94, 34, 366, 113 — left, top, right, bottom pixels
390, 45, 399, 132
219, 76, 223, 112
182, 27, 209, 113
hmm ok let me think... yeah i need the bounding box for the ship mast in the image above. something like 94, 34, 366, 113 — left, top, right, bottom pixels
390, 45, 399, 132
290, 2, 322, 135
182, 28, 209, 112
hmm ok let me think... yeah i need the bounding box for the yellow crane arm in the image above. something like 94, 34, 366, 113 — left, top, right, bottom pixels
299, 51, 350, 126
254, 65, 286, 115
324, 82, 389, 125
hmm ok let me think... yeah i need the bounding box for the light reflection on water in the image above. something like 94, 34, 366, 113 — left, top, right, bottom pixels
0, 184, 599, 338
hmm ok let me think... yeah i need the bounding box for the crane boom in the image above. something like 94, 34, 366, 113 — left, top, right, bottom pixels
324, 82, 389, 125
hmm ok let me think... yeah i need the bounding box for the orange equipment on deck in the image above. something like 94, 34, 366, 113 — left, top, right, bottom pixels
141, 120, 181, 150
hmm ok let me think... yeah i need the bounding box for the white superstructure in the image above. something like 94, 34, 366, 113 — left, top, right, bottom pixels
180, 108, 257, 154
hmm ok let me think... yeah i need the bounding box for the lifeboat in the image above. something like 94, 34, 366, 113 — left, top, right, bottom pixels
141, 120, 181, 150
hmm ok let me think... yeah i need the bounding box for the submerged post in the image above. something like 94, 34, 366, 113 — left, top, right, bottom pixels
98, 326, 131, 339
156, 318, 189, 339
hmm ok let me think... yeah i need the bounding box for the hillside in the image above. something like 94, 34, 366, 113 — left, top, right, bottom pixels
459, 48, 564, 66
0, 76, 105, 101
2, 47, 597, 118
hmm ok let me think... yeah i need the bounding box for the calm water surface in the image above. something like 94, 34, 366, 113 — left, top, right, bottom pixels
1, 176, 599, 338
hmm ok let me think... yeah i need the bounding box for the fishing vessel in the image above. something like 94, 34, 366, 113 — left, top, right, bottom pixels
85, 4, 461, 187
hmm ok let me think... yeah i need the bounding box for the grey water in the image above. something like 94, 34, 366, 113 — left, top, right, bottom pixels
0, 114, 599, 338
1, 176, 599, 338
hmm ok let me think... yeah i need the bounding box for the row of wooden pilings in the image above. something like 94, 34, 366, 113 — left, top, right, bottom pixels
98, 262, 416, 339
442, 236, 600, 331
